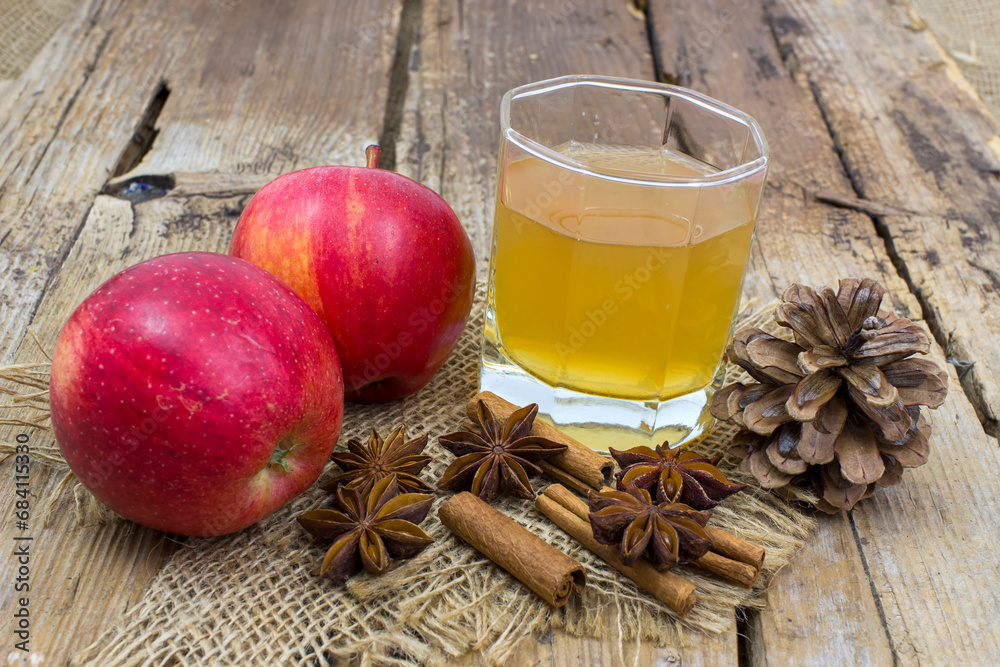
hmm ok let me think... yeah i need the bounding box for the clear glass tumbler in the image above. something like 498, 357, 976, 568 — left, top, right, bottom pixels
480, 75, 769, 452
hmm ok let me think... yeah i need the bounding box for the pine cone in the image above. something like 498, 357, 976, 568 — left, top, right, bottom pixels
710, 278, 948, 513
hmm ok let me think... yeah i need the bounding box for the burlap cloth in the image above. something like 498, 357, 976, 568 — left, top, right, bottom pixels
1, 279, 817, 666
0, 0, 79, 79
908, 0, 1000, 119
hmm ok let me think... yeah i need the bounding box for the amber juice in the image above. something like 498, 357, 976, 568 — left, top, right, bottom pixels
487, 144, 756, 404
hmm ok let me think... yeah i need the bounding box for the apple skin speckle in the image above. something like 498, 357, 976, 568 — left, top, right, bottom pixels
49, 252, 345, 537
229, 158, 476, 403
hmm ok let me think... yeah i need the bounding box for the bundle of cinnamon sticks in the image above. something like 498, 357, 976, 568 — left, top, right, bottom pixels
536, 484, 765, 616
441, 392, 768, 617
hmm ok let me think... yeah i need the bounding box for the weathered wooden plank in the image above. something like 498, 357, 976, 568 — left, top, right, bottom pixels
747, 513, 895, 665
114, 1, 397, 179
849, 356, 1000, 663
770, 0, 1000, 438
0, 0, 170, 363
549, 612, 738, 666
401, 0, 739, 660
0, 192, 249, 664
0, 2, 401, 664
648, 0, 1000, 663
644, 0, 904, 662
0, 0, 400, 365
647, 0, 916, 309
395, 0, 657, 261
0, 195, 183, 665
505, 611, 739, 665
763, 1, 1000, 661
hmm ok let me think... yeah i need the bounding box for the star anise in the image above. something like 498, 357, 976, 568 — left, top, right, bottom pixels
588, 486, 714, 570
298, 474, 434, 581
438, 400, 568, 503
321, 425, 432, 495
610, 444, 746, 509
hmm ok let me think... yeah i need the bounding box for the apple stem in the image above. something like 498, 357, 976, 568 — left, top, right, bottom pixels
269, 441, 302, 473
365, 145, 382, 169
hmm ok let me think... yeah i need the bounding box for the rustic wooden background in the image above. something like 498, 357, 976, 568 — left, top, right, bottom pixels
1, 0, 999, 664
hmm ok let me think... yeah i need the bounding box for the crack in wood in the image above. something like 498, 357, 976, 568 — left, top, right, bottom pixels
736, 608, 753, 667
23, 200, 94, 334
102, 174, 175, 205
848, 512, 901, 667
111, 80, 170, 178
437, 89, 448, 195
378, 0, 423, 172
809, 190, 920, 219
762, 1, 997, 440
25, 29, 113, 184
642, 0, 669, 84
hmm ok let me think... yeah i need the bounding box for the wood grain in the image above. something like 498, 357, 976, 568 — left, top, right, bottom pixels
647, 0, 916, 312
526, 610, 739, 667
2, 0, 998, 664
748, 512, 895, 666
0, 0, 165, 364
770, 0, 1000, 439
648, 0, 1000, 663
645, 2, 907, 659
114, 1, 398, 179
0, 1, 400, 664
394, 0, 656, 261
399, 0, 741, 661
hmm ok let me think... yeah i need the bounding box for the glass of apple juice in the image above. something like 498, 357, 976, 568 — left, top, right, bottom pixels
480, 75, 769, 452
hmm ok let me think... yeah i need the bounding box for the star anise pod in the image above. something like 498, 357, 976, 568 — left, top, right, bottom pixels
610, 443, 746, 509
298, 474, 434, 581
588, 486, 714, 570
321, 425, 432, 495
438, 400, 568, 503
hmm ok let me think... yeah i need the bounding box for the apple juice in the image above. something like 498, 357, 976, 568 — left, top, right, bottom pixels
488, 144, 757, 401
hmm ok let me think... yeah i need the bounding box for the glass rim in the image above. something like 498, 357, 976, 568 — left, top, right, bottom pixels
500, 74, 770, 187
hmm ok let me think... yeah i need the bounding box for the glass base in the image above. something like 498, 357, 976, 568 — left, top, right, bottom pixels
479, 337, 723, 454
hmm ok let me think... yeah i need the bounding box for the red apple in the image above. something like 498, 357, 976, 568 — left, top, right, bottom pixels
229, 146, 476, 403
49, 252, 345, 536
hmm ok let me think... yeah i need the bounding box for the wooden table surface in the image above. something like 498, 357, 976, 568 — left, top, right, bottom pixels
2, 0, 999, 664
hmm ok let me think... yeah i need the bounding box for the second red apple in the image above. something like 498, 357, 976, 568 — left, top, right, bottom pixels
230, 147, 476, 402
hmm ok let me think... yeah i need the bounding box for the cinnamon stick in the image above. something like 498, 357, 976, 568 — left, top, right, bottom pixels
534, 493, 696, 616
704, 526, 766, 571
558, 484, 759, 588
695, 551, 758, 588
466, 391, 613, 490
595, 485, 767, 572
537, 460, 593, 496
438, 492, 585, 607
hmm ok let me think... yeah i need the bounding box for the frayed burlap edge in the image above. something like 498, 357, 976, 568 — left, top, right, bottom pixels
3, 292, 818, 666
0, 332, 121, 526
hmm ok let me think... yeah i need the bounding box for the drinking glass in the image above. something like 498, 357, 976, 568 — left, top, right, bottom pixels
479, 75, 769, 452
